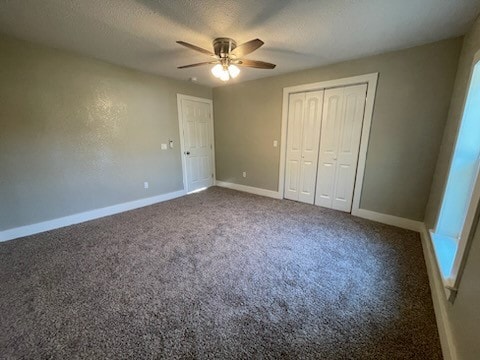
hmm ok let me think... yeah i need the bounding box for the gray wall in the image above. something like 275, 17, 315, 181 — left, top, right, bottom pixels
425, 16, 480, 360
213, 38, 462, 221
0, 34, 211, 230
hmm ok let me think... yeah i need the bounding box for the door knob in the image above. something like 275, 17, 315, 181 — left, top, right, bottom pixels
185, 151, 190, 155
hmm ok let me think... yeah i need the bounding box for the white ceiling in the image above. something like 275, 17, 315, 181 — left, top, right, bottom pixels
0, 0, 479, 87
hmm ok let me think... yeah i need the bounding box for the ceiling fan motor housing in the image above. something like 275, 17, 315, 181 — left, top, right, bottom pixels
213, 38, 237, 58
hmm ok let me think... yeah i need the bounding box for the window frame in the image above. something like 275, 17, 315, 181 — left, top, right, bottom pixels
431, 50, 480, 301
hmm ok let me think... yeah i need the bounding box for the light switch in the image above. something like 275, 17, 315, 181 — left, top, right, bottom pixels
161, 143, 167, 150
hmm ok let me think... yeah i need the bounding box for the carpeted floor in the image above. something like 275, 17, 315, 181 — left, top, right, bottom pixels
0, 187, 442, 359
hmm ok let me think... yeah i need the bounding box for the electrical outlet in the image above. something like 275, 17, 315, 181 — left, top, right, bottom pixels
242, 171, 247, 178
144, 182, 149, 189
273, 140, 278, 147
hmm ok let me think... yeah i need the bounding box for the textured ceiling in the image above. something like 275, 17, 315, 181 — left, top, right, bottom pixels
0, 0, 479, 87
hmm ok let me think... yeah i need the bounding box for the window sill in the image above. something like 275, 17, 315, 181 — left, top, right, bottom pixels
429, 230, 458, 299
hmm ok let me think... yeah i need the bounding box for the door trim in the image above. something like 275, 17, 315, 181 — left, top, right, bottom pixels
279, 73, 379, 214
177, 94, 216, 193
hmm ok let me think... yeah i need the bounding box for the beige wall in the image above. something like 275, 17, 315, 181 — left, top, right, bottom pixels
213, 38, 462, 221
424, 17, 480, 360
0, 34, 211, 230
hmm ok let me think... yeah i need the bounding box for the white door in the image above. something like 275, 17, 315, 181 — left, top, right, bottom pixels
179, 97, 214, 193
284, 90, 324, 204
315, 84, 367, 212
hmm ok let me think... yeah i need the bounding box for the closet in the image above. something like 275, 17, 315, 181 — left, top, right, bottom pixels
284, 84, 367, 212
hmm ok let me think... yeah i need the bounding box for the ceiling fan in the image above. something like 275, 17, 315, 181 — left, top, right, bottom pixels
176, 38, 276, 81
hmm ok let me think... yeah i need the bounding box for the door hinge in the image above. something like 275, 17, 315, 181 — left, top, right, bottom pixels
211, 173, 214, 178
210, 144, 213, 149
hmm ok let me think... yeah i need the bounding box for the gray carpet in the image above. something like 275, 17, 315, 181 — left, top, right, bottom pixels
0, 187, 442, 359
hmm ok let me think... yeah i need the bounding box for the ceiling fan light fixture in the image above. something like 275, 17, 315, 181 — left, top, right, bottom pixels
177, 37, 275, 82
228, 64, 240, 78
211, 64, 224, 78
219, 70, 230, 81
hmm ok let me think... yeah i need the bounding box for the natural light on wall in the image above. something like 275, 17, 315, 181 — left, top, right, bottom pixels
431, 57, 480, 297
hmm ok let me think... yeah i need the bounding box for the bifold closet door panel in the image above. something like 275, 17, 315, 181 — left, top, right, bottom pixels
284, 91, 324, 204
333, 84, 367, 211
315, 87, 344, 208
315, 84, 367, 212
284, 93, 305, 201
298, 91, 324, 204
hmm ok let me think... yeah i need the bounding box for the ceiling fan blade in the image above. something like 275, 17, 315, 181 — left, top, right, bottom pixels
176, 41, 215, 57
236, 59, 276, 69
177, 61, 217, 69
231, 39, 264, 57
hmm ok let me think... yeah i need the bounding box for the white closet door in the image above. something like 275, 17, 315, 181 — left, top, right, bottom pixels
333, 84, 367, 211
315, 87, 344, 208
298, 91, 324, 203
284, 93, 305, 201
315, 84, 367, 212
284, 91, 324, 204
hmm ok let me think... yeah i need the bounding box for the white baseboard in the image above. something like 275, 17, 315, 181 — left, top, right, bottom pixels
352, 208, 423, 232
215, 180, 282, 199
419, 225, 457, 360
0, 189, 187, 242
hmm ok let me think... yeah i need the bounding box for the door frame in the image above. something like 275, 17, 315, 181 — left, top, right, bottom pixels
278, 73, 379, 214
177, 94, 216, 193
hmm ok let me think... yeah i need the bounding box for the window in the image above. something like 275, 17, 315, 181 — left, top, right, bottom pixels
431, 56, 480, 297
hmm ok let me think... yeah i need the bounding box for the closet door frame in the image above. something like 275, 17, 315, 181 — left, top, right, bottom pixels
278, 73, 378, 215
